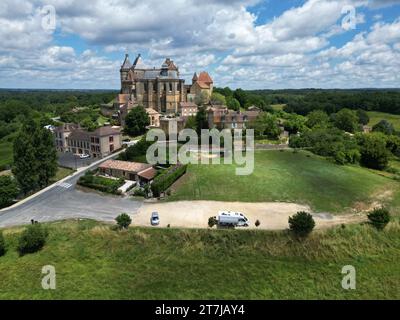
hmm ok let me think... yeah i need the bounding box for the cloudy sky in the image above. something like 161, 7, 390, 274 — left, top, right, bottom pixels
0, 0, 399, 89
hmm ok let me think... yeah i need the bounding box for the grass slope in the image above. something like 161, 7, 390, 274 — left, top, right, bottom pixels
367, 111, 400, 130
0, 220, 399, 299
169, 150, 399, 213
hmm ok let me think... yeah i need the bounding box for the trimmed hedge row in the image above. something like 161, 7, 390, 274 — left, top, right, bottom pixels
151, 164, 187, 197
78, 173, 124, 195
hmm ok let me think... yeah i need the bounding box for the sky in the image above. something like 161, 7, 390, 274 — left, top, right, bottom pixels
0, 0, 399, 90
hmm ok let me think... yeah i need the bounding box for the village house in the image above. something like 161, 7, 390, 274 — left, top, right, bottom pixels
54, 124, 122, 158
207, 105, 260, 130
179, 102, 198, 118
146, 107, 161, 127
99, 160, 157, 183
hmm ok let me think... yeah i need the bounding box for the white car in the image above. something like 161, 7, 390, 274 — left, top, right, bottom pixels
79, 154, 90, 159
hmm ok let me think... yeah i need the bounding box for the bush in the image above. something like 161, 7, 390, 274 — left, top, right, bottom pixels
208, 216, 218, 228
115, 213, 132, 229
17, 224, 48, 255
78, 173, 124, 194
367, 208, 391, 230
133, 188, 145, 197
288, 211, 315, 237
255, 220, 261, 227
0, 231, 6, 257
151, 164, 187, 197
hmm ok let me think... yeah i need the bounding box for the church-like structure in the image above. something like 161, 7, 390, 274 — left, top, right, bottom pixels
109, 53, 213, 124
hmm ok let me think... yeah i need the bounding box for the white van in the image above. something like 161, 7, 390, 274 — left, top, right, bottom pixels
217, 211, 249, 227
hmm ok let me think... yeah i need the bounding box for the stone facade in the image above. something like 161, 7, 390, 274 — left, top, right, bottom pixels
113, 54, 213, 124
207, 105, 260, 130
54, 125, 122, 158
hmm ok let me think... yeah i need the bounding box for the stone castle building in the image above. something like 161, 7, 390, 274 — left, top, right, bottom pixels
105, 54, 213, 124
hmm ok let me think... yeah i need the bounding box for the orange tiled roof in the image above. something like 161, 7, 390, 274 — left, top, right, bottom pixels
137, 167, 157, 180
99, 160, 152, 173
197, 71, 213, 83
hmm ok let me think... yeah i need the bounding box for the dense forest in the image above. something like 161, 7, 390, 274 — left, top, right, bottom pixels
213, 87, 400, 115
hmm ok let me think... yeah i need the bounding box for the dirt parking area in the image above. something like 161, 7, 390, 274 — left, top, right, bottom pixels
133, 200, 364, 230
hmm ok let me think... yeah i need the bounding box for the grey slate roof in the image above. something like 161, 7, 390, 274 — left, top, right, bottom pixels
121, 54, 132, 69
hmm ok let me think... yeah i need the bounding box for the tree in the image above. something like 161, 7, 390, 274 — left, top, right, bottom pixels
195, 91, 209, 106
17, 224, 48, 255
250, 113, 281, 139
0, 231, 6, 257
356, 109, 369, 125
306, 110, 329, 128
357, 133, 389, 170
195, 106, 209, 134
124, 106, 150, 137
115, 213, 132, 229
333, 108, 359, 133
226, 96, 241, 111
0, 176, 19, 208
211, 92, 226, 105
208, 216, 217, 228
34, 127, 58, 188
288, 211, 315, 237
372, 120, 395, 135
13, 119, 57, 194
367, 207, 390, 230
184, 116, 197, 130
233, 89, 248, 108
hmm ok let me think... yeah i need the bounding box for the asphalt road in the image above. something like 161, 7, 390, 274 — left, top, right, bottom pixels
0, 152, 143, 228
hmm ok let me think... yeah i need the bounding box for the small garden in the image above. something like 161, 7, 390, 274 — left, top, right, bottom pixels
77, 170, 124, 195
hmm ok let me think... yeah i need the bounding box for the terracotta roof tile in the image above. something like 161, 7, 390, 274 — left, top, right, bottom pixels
99, 160, 152, 173
137, 167, 157, 180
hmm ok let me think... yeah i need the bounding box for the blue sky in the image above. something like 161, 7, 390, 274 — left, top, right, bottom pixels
0, 0, 399, 90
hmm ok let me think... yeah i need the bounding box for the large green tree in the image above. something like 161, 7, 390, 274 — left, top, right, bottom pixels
372, 120, 395, 136
124, 106, 150, 137
195, 106, 209, 134
0, 176, 19, 208
332, 108, 359, 133
12, 120, 57, 194
226, 96, 241, 111
306, 110, 329, 128
357, 133, 389, 170
250, 113, 281, 139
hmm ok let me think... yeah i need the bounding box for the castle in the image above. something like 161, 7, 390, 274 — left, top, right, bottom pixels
106, 54, 213, 125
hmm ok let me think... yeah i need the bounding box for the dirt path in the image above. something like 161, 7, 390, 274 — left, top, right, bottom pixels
134, 200, 365, 230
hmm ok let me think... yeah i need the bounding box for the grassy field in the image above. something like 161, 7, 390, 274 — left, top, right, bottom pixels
169, 150, 400, 213
0, 219, 399, 299
367, 111, 400, 130
50, 167, 75, 183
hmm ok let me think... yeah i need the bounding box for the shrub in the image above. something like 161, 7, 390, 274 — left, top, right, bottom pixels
367, 207, 391, 230
115, 213, 132, 229
208, 216, 218, 228
78, 173, 124, 194
151, 164, 187, 197
0, 231, 6, 257
133, 188, 146, 197
288, 211, 315, 237
255, 220, 261, 227
17, 224, 48, 255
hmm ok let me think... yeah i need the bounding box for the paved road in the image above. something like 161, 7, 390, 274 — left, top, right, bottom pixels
0, 151, 143, 228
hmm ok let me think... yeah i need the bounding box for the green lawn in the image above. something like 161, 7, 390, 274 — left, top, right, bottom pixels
0, 219, 399, 299
367, 111, 400, 130
0, 140, 13, 169
50, 167, 75, 183
169, 150, 400, 213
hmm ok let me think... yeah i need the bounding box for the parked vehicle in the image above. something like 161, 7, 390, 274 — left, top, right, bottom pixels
150, 212, 160, 226
79, 154, 90, 159
217, 211, 249, 227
